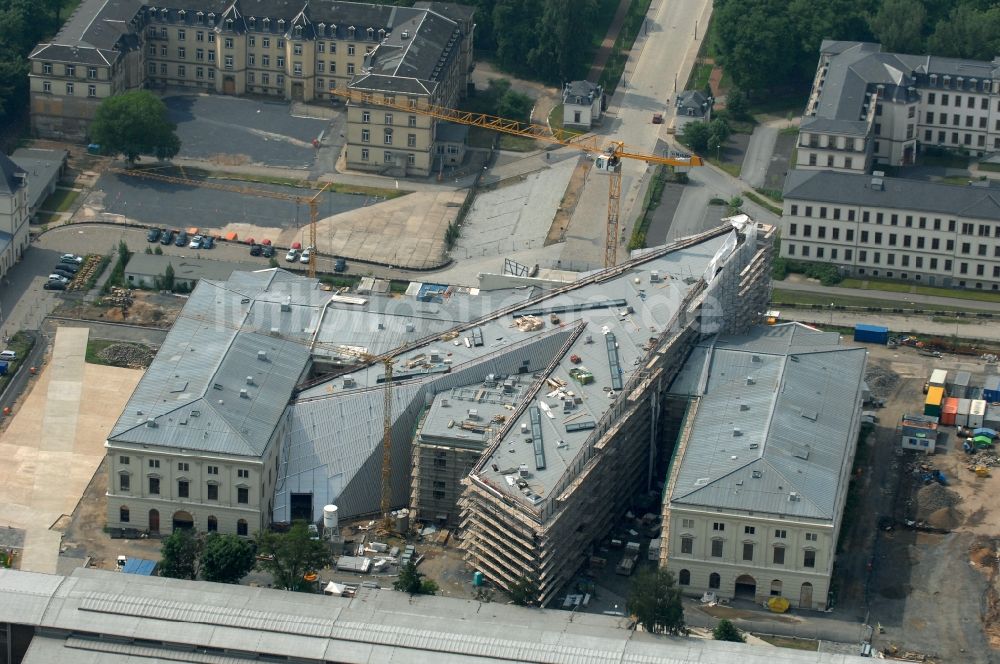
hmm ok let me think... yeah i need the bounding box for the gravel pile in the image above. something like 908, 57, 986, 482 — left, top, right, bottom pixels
98, 343, 155, 369
865, 364, 900, 399
916, 483, 961, 520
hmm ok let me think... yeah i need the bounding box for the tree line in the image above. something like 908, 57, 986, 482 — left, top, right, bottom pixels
713, 0, 1000, 96
0, 0, 70, 124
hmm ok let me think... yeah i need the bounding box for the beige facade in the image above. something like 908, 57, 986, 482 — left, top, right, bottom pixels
0, 155, 30, 282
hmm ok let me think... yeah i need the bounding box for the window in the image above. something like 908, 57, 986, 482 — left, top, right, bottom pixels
317, 42, 325, 53
42, 62, 52, 74
681, 536, 693, 554
65, 82, 74, 95
679, 569, 691, 585
249, 36, 255, 47
178, 47, 186, 59
383, 128, 393, 145
408, 115, 417, 128
682, 518, 695, 529
362, 111, 370, 123
160, 63, 167, 75
277, 39, 285, 48
198, 67, 205, 79
177, 65, 185, 77
384, 151, 393, 163
709, 573, 721, 589
294, 43, 303, 55
711, 539, 723, 558
248, 54, 254, 65
316, 61, 323, 72
65, 65, 76, 77
262, 37, 270, 48
237, 519, 248, 536
120, 456, 130, 465
790, 204, 798, 216
120, 506, 130, 522
237, 487, 249, 504
237, 469, 249, 479
262, 55, 270, 66
804, 550, 816, 568
348, 44, 355, 56
713, 522, 725, 532
149, 477, 160, 494
742, 542, 754, 561
277, 56, 285, 68
928, 92, 935, 104
208, 69, 214, 80
407, 133, 417, 148
773, 546, 785, 564
196, 31, 204, 41
207, 483, 218, 500
774, 529, 786, 539
361, 129, 370, 143
224, 56, 233, 69
87, 66, 97, 79
178, 480, 189, 498
207, 465, 219, 475
149, 459, 160, 469
361, 148, 369, 161
178, 462, 189, 472
208, 51, 215, 62
197, 48, 205, 61
347, 63, 355, 74
293, 63, 302, 76
119, 474, 130, 491
207, 516, 218, 532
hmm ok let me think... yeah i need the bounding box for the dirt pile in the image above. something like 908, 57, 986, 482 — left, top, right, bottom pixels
927, 506, 961, 530
98, 343, 155, 369
865, 363, 900, 399
915, 483, 961, 521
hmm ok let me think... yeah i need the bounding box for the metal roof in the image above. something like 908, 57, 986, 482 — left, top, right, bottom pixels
4, 567, 870, 664
670, 324, 868, 520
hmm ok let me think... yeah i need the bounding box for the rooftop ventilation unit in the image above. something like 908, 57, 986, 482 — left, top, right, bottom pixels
745, 376, 755, 385
733, 427, 742, 437
752, 470, 763, 479
788, 491, 800, 502
467, 409, 479, 420
239, 389, 249, 398
281, 296, 292, 312
751, 355, 761, 363
343, 377, 356, 388
518, 464, 529, 477
405, 322, 415, 332
191, 410, 200, 417
739, 403, 749, 412
749, 442, 759, 449
401, 30, 409, 39
246, 376, 254, 385
145, 418, 157, 428
257, 350, 268, 361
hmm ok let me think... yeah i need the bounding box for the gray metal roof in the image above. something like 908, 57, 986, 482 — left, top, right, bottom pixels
783, 169, 1000, 221
11, 148, 66, 211
676, 90, 710, 117
0, 152, 25, 196
563, 80, 601, 105
4, 567, 870, 664
670, 324, 867, 520
124, 253, 262, 282
30, 0, 143, 64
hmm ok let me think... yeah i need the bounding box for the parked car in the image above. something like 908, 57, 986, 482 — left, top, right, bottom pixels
334, 258, 347, 273
146, 228, 162, 243
160, 230, 175, 245
261, 245, 275, 258
48, 274, 70, 284
52, 267, 76, 280
201, 236, 215, 249
285, 248, 300, 262
60, 254, 83, 264
174, 231, 188, 247
652, 112, 664, 124
299, 247, 313, 264
249, 243, 263, 257
0, 350, 16, 360
188, 235, 203, 249
43, 280, 66, 291
55, 262, 79, 274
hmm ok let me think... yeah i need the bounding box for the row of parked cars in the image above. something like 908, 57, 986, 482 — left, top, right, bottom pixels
147, 228, 215, 250
44, 254, 83, 290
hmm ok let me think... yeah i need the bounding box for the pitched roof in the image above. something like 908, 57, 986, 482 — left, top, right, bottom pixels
670, 324, 867, 521
30, 0, 143, 64
563, 80, 601, 105
0, 153, 25, 196
676, 90, 710, 118
783, 169, 1000, 221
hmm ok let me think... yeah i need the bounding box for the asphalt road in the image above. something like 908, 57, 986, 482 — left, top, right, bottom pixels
741, 123, 778, 189
165, 95, 329, 169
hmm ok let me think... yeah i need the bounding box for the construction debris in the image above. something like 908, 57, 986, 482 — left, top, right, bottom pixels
915, 482, 961, 521
97, 343, 155, 369
865, 363, 900, 399
513, 315, 544, 332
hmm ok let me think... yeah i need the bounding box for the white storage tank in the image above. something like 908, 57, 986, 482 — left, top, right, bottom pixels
394, 508, 410, 534
323, 505, 339, 534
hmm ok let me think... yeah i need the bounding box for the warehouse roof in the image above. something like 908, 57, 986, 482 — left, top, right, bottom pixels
670, 323, 867, 520
783, 169, 1000, 221
10, 148, 66, 211
123, 253, 259, 283
4, 567, 870, 664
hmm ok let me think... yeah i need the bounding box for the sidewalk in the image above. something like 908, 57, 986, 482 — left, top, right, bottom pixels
776, 277, 1000, 313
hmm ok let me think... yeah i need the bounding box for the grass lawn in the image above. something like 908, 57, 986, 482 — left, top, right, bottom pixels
839, 278, 1000, 303
979, 162, 1000, 173
743, 190, 782, 215
499, 134, 539, 152
686, 62, 713, 92
917, 151, 970, 169
40, 187, 80, 213
938, 175, 975, 185
84, 339, 117, 366
771, 288, 995, 314
757, 635, 819, 651
708, 157, 740, 177
547, 104, 585, 137
33, 211, 59, 225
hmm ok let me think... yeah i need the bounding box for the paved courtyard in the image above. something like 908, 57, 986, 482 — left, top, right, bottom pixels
0, 327, 142, 573
164, 94, 331, 169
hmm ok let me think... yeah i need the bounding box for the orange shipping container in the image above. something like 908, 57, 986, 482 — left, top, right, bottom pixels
940, 397, 960, 426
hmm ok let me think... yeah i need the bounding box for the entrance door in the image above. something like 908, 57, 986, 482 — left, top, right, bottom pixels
290, 493, 313, 522
799, 582, 813, 608
292, 82, 304, 101
148, 509, 160, 533
172, 510, 194, 531
223, 76, 236, 94
734, 574, 757, 601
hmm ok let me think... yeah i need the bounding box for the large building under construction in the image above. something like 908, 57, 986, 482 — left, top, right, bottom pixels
105, 218, 773, 604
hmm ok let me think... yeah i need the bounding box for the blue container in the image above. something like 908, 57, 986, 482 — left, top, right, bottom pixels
984, 376, 1000, 403
472, 571, 484, 587
0, 361, 7, 376
853, 324, 889, 345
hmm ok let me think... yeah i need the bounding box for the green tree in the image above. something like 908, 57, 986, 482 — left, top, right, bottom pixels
89, 91, 180, 163
509, 575, 539, 606
159, 528, 201, 580
492, 0, 541, 77
869, 0, 927, 53
526, 0, 597, 83
927, 5, 1000, 60
160, 262, 175, 292
393, 561, 439, 595
626, 568, 685, 635
725, 88, 748, 120
200, 534, 257, 584
255, 522, 332, 592
713, 618, 745, 642
679, 121, 711, 152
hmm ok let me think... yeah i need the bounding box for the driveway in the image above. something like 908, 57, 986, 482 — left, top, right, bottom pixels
741, 123, 778, 189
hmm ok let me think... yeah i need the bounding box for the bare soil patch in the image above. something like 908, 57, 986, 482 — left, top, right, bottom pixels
546, 157, 592, 246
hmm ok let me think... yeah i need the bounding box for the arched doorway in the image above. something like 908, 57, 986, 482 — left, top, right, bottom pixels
237, 519, 248, 536
799, 582, 813, 608
734, 574, 757, 601
148, 509, 160, 533
678, 569, 691, 586
207, 516, 218, 532
770, 579, 783, 596
172, 510, 194, 531
708, 572, 721, 589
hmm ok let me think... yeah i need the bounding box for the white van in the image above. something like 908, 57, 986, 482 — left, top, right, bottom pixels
0, 350, 16, 361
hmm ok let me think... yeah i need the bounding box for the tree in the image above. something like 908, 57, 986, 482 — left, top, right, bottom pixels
200, 534, 257, 584
627, 568, 685, 635
927, 5, 1000, 60
869, 0, 927, 53
393, 561, 439, 595
255, 522, 332, 592
713, 618, 745, 642
678, 121, 711, 152
159, 528, 201, 580
725, 88, 748, 120
159, 262, 175, 292
509, 575, 539, 606
89, 90, 180, 163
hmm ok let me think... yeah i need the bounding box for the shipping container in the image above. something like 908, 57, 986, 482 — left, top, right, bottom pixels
928, 369, 948, 390
940, 397, 960, 426
984, 376, 1000, 403
854, 324, 889, 345
985, 404, 1000, 429
924, 386, 945, 417
956, 398, 972, 428
949, 371, 971, 398
970, 400, 987, 428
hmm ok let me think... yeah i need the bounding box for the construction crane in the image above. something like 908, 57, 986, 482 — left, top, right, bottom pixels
109, 167, 330, 278
328, 88, 703, 268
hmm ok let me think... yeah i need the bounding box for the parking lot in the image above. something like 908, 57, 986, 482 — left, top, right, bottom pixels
164, 94, 333, 169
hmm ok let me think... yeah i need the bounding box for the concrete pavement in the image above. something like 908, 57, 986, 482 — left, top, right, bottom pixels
741, 123, 779, 189
775, 278, 1000, 312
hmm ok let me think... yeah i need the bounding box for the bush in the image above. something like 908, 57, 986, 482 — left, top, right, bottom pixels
780, 259, 843, 286
772, 256, 788, 280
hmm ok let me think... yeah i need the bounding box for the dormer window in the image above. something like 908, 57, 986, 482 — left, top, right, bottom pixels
348, 26, 355, 38
249, 17, 256, 30
263, 17, 270, 29
379, 28, 386, 39
294, 25, 302, 38
178, 9, 185, 18
278, 19, 285, 30
160, 8, 167, 19
367, 27, 374, 39
207, 12, 215, 25
196, 11, 204, 24
226, 18, 233, 30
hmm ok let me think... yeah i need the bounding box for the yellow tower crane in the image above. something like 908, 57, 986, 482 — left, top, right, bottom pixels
328, 88, 703, 268
109, 168, 330, 278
